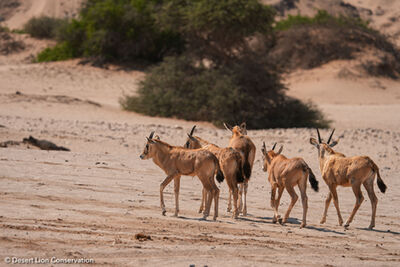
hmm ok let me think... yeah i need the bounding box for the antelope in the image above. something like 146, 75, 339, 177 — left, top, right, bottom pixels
224, 122, 256, 216
310, 129, 387, 229
184, 126, 245, 218
261, 142, 318, 228
140, 131, 224, 220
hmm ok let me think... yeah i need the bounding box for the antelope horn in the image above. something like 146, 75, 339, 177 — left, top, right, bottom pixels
223, 122, 232, 132
262, 141, 266, 151
316, 128, 322, 143
149, 131, 155, 139
327, 128, 335, 144
272, 142, 277, 150
189, 125, 196, 136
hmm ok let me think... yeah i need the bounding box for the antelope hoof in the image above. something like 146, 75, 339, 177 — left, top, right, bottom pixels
320, 218, 326, 224
242, 210, 247, 216
162, 210, 166, 216
227, 207, 231, 212
344, 223, 350, 228
339, 220, 343, 226
300, 222, 306, 229
198, 208, 203, 213
368, 224, 375, 230
279, 218, 284, 225
213, 216, 217, 221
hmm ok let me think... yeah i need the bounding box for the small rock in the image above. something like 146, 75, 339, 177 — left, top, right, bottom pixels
135, 233, 152, 241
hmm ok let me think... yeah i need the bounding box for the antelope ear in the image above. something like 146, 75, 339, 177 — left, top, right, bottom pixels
223, 122, 233, 132
240, 122, 246, 129
277, 145, 283, 155
329, 138, 339, 147
264, 152, 271, 164
261, 147, 266, 155
187, 133, 196, 141
310, 137, 319, 148
146, 137, 155, 143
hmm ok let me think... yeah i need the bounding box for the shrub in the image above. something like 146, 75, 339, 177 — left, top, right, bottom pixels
120, 56, 241, 123
158, 0, 275, 66
271, 10, 400, 71
120, 0, 329, 129
0, 28, 25, 55
274, 10, 370, 31
36, 42, 75, 62
24, 16, 68, 39
121, 55, 329, 129
47, 0, 184, 63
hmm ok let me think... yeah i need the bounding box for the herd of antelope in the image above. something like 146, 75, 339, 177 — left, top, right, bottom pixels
139, 123, 387, 229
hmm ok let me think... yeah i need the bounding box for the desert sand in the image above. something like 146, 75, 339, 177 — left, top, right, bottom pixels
1, 1, 400, 266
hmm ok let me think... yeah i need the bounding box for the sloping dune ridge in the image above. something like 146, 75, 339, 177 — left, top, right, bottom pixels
0, 1, 400, 266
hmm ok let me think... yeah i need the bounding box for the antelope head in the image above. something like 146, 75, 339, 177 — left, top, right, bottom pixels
261, 142, 283, 172
184, 125, 201, 149
223, 122, 247, 135
309, 128, 339, 159
140, 131, 157, 159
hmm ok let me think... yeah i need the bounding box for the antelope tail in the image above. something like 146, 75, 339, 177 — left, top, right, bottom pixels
214, 158, 225, 183
234, 152, 245, 183
243, 144, 252, 180
270, 181, 278, 208
369, 159, 387, 193
306, 166, 319, 192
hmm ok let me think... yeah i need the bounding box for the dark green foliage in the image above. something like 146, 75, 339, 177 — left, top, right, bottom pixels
36, 42, 76, 62
44, 0, 184, 63
121, 55, 329, 129
37, 0, 329, 128
121, 56, 241, 123
24, 16, 68, 39
158, 0, 275, 65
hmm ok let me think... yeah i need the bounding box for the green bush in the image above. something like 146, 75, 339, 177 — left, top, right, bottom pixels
24, 16, 68, 39
120, 0, 329, 129
274, 10, 370, 31
36, 0, 274, 64
36, 42, 76, 62
48, 0, 183, 63
121, 55, 329, 129
158, 0, 275, 66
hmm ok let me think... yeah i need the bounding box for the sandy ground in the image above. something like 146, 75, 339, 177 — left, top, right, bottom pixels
1, 1, 400, 266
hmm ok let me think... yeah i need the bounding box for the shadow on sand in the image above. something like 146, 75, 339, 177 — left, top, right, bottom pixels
177, 215, 235, 224
356, 227, 400, 235
174, 214, 375, 235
